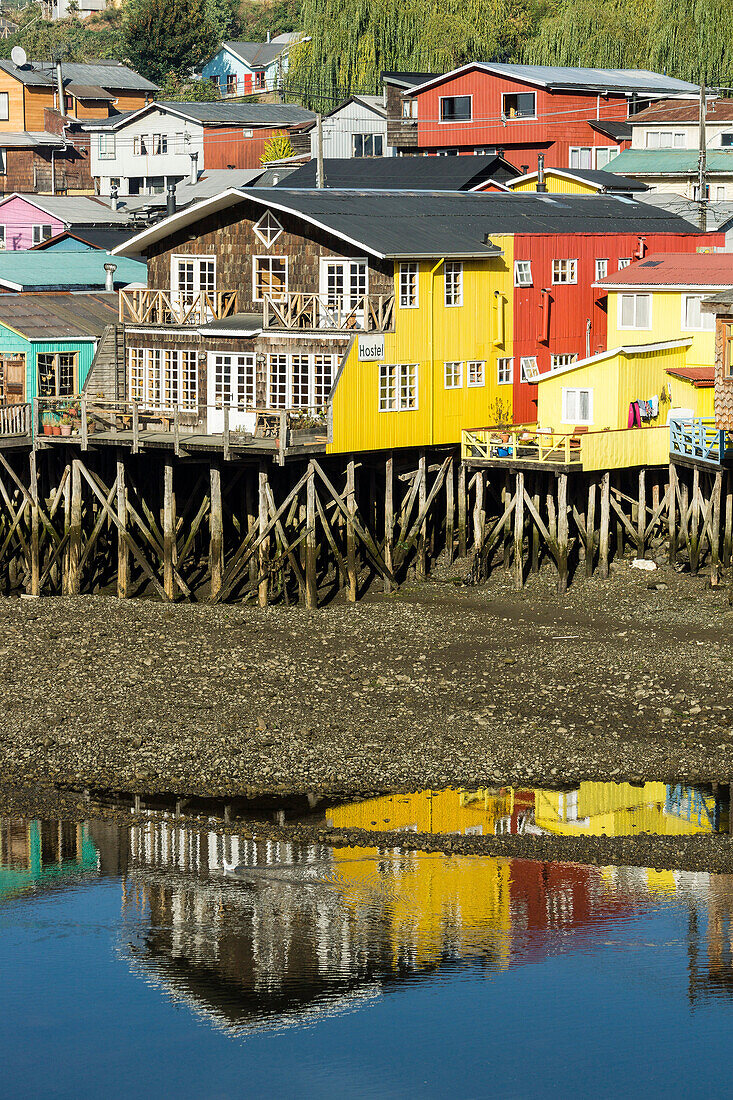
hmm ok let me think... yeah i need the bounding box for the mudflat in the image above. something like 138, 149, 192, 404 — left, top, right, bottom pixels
0, 556, 731, 798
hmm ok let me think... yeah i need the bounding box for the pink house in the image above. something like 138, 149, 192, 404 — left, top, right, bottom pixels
0, 193, 130, 251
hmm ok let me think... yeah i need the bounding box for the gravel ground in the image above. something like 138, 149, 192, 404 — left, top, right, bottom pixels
1, 553, 733, 803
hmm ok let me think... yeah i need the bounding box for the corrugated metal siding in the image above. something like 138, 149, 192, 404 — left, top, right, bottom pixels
512, 175, 598, 194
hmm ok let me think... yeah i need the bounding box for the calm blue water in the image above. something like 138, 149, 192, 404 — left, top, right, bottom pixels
2, 817, 733, 1099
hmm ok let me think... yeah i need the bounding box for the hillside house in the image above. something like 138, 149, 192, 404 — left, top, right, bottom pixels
200, 36, 303, 98
391, 64, 699, 168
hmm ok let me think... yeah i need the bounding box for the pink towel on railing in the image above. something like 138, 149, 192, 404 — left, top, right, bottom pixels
628, 402, 641, 428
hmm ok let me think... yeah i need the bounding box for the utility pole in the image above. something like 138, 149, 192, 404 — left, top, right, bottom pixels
316, 113, 325, 188
698, 79, 707, 232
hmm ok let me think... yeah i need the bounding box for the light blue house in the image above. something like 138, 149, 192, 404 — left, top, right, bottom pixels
200, 34, 303, 97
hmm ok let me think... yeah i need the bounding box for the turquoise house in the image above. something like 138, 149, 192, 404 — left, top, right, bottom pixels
0, 820, 98, 902
0, 293, 118, 404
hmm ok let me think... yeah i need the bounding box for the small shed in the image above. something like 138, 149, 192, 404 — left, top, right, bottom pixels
0, 292, 117, 404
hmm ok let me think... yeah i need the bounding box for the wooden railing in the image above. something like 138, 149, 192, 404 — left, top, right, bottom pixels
263, 293, 395, 332
0, 402, 31, 437
670, 417, 727, 467
462, 426, 584, 465
119, 290, 239, 326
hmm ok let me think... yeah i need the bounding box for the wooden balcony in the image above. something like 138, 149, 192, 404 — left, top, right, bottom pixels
263, 293, 395, 333
119, 289, 239, 326
670, 417, 729, 467
463, 424, 672, 472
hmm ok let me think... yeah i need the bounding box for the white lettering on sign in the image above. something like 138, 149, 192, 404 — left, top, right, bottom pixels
358, 334, 385, 362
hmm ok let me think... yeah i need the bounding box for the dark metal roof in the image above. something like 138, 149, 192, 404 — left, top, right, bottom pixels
589, 119, 633, 142
155, 100, 315, 126
275, 155, 519, 191
65, 83, 115, 101
381, 72, 440, 89
30, 227, 142, 251
219, 40, 291, 67
0, 292, 117, 340
558, 168, 648, 191
197, 312, 262, 335
0, 60, 157, 92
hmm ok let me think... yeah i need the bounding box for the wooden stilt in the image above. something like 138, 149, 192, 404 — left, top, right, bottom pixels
599, 471, 610, 579
457, 461, 467, 557
473, 469, 485, 569
445, 456, 454, 564
305, 461, 317, 608
245, 467, 257, 590
502, 477, 511, 569
416, 450, 427, 578
116, 454, 129, 598
384, 453, 394, 593
346, 457, 357, 601
258, 461, 269, 608
669, 463, 677, 565
209, 462, 223, 600
725, 471, 733, 567
557, 472, 569, 593
586, 479, 596, 577
637, 468, 646, 558
62, 464, 71, 595
67, 458, 82, 595
28, 450, 39, 596
163, 459, 175, 600
711, 470, 722, 586
513, 470, 524, 590
531, 480, 541, 573
690, 466, 700, 573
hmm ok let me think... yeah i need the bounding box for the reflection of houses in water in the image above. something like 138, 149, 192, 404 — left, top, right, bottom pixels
0, 818, 98, 900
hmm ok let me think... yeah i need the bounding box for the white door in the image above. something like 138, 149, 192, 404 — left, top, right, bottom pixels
319, 260, 367, 327
207, 353, 257, 433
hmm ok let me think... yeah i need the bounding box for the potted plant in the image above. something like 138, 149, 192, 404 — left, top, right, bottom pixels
59, 414, 72, 437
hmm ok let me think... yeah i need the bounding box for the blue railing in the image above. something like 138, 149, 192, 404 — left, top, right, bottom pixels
670, 417, 727, 466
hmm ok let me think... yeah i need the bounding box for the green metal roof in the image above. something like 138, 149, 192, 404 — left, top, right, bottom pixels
0, 252, 146, 291
607, 149, 733, 175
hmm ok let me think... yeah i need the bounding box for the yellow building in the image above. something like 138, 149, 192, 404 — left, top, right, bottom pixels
506, 167, 648, 197
534, 781, 720, 837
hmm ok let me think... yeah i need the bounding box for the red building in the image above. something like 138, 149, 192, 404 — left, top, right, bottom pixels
398, 64, 700, 171
509, 220, 724, 424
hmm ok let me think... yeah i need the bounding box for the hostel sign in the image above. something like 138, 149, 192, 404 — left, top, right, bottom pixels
358, 334, 385, 362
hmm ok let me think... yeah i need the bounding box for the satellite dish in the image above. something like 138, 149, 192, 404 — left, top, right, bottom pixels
11, 46, 27, 69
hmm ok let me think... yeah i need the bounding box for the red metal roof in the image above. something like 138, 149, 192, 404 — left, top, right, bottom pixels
598, 252, 733, 287
665, 366, 714, 386
630, 98, 733, 125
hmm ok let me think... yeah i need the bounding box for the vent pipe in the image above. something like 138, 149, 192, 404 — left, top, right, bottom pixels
104, 262, 117, 292
166, 180, 176, 217
189, 151, 199, 185
110, 182, 119, 212
55, 56, 65, 117
537, 153, 547, 193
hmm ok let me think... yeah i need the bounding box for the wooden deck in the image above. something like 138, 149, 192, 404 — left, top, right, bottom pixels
36, 429, 327, 462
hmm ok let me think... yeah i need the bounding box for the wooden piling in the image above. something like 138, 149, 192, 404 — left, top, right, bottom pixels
305, 461, 317, 608
445, 457, 454, 565
163, 459, 175, 600
28, 449, 39, 596
116, 455, 129, 598
416, 450, 427, 578
513, 470, 524, 590
246, 468, 258, 590
67, 458, 82, 595
258, 461, 269, 608
209, 462, 223, 600
711, 470, 722, 586
557, 472, 569, 593
725, 471, 733, 567
586, 479, 596, 577
690, 466, 700, 573
473, 469, 485, 566
346, 458, 357, 601
599, 471, 610, 579
531, 482, 541, 573
457, 461, 467, 557
637, 468, 646, 557
384, 454, 394, 593
668, 462, 677, 565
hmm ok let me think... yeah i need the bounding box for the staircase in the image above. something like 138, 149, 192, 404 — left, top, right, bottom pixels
82, 324, 125, 402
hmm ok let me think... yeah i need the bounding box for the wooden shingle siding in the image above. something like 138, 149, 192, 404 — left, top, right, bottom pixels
714, 316, 733, 428
385, 83, 418, 152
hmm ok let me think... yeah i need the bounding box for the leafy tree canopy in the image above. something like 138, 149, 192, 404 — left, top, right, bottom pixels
157, 72, 221, 100
122, 0, 219, 83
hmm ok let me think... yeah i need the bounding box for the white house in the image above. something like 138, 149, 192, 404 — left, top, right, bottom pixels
309, 95, 388, 160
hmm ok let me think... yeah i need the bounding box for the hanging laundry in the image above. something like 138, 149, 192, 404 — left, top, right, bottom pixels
628, 401, 641, 428
638, 400, 651, 421
649, 394, 659, 419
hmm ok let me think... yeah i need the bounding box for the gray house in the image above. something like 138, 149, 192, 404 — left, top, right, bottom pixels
308, 95, 388, 160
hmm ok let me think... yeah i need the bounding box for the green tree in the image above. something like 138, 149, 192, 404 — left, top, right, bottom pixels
158, 72, 222, 100
122, 0, 219, 83
207, 0, 240, 40
260, 129, 295, 161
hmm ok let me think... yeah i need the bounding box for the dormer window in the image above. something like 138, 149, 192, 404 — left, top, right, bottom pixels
253, 209, 284, 248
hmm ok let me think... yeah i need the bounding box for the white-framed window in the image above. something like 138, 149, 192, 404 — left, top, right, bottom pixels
379, 363, 418, 411
0, 92, 8, 121
444, 261, 463, 306
171, 254, 215, 301
502, 91, 535, 119
619, 292, 651, 329
716, 185, 727, 200
32, 224, 53, 245
133, 134, 148, 156
595, 258, 608, 280
618, 257, 631, 270
253, 255, 288, 301
497, 357, 513, 385
174, 132, 187, 153
562, 386, 593, 424
268, 353, 288, 408
127, 348, 198, 411
402, 99, 418, 119
551, 353, 578, 371
399, 262, 418, 308
514, 260, 532, 287
152, 133, 168, 155
352, 133, 384, 157
569, 146, 592, 169
253, 209, 284, 248
98, 132, 116, 160
0, 225, 5, 251
682, 294, 715, 332
264, 352, 337, 410
645, 130, 686, 148
520, 356, 539, 381
467, 360, 485, 387
595, 146, 620, 169
38, 351, 77, 397
552, 258, 577, 284
439, 95, 472, 122
444, 361, 463, 389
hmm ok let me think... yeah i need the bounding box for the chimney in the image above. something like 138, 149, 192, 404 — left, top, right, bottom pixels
267, 30, 271, 42
537, 153, 547, 193
104, 262, 117, 292
166, 180, 176, 217
55, 55, 65, 118
110, 183, 119, 212
521, 164, 529, 175
189, 151, 199, 185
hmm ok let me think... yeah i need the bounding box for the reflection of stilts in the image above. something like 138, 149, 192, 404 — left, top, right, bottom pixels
687, 901, 698, 1008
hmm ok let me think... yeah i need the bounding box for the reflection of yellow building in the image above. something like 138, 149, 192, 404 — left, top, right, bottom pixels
327, 787, 532, 836
534, 781, 719, 837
